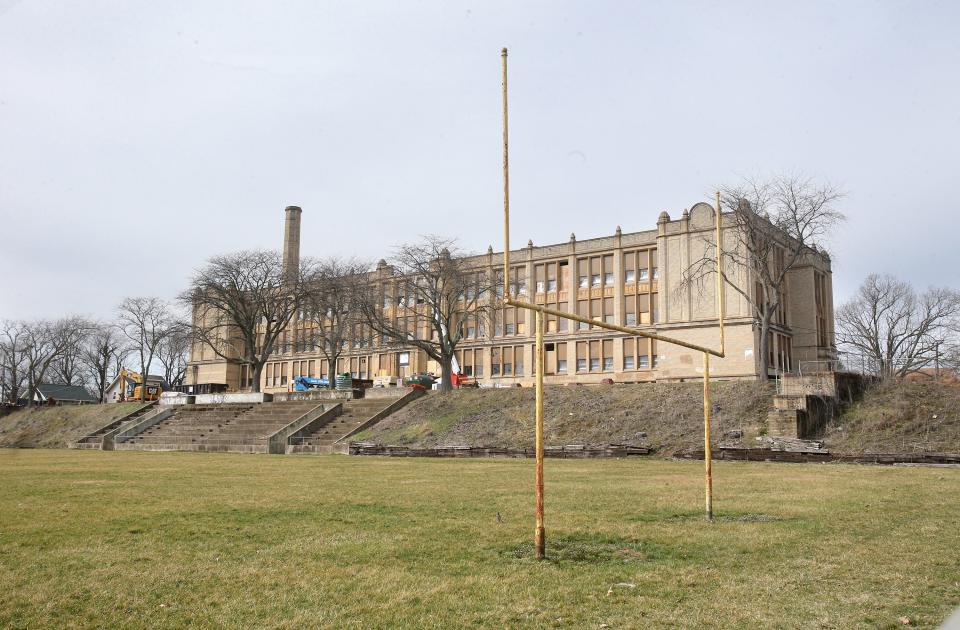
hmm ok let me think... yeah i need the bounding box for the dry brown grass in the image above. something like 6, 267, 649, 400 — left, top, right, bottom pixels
824, 381, 960, 453
356, 382, 773, 454
0, 403, 144, 448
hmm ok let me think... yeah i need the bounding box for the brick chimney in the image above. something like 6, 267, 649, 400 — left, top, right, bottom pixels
283, 205, 302, 280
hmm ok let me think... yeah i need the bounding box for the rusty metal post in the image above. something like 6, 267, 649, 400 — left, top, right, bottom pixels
534, 308, 545, 559
703, 352, 714, 521
715, 191, 725, 355
501, 48, 511, 297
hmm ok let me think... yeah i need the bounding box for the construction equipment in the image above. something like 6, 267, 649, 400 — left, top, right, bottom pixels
118, 368, 163, 402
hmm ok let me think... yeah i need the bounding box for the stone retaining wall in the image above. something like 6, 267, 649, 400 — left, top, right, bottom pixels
348, 443, 652, 458
678, 448, 960, 465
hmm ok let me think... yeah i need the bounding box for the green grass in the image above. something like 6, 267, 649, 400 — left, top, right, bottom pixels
0, 451, 958, 628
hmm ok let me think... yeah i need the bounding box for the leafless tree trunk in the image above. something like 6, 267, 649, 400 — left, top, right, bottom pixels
837, 274, 960, 380
0, 321, 28, 404
678, 175, 844, 379
52, 318, 94, 386
82, 322, 128, 403
357, 236, 494, 392
157, 321, 191, 388
181, 250, 314, 393
118, 297, 174, 402
20, 317, 89, 406
304, 257, 368, 388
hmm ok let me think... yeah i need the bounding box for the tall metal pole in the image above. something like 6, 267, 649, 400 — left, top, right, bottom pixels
535, 309, 545, 559
703, 352, 714, 521
501, 48, 511, 297
715, 191, 725, 356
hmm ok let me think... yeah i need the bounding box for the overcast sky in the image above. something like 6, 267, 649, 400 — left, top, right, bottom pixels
1, 1, 958, 321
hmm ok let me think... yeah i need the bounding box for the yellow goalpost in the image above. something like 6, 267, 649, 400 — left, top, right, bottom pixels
500, 48, 726, 560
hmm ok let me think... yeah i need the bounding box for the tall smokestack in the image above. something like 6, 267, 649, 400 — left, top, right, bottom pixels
283, 205, 302, 280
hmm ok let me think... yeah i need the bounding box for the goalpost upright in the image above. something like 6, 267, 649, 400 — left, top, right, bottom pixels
499, 48, 727, 559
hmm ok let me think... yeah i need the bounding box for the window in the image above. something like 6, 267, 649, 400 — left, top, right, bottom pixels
653, 354, 660, 367
579, 275, 588, 288
536, 280, 545, 293
591, 274, 601, 287
590, 358, 600, 371
398, 352, 410, 366
604, 272, 614, 286
505, 323, 515, 335
557, 359, 567, 373
467, 326, 476, 338
639, 268, 649, 281
626, 313, 636, 325
547, 279, 557, 292
625, 269, 635, 283
577, 359, 587, 372
639, 355, 649, 368
624, 356, 635, 369
603, 357, 614, 371
503, 362, 512, 376
652, 267, 659, 280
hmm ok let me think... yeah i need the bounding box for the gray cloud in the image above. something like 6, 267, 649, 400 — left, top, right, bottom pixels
1, 1, 958, 320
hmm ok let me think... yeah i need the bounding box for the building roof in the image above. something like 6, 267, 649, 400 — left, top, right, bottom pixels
35, 384, 97, 403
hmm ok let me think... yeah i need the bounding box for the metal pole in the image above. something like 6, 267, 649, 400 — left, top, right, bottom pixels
715, 191, 725, 356
534, 309, 545, 559
703, 352, 714, 521
501, 48, 511, 298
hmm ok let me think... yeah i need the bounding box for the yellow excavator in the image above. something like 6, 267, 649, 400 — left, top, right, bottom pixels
118, 368, 163, 402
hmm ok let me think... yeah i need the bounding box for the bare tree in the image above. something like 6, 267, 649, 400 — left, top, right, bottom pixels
358, 236, 494, 392
20, 317, 89, 406
82, 322, 128, 402
157, 321, 191, 388
51, 318, 94, 386
118, 297, 174, 402
0, 321, 28, 404
304, 257, 369, 388
679, 175, 844, 379
182, 250, 313, 393
836, 274, 960, 380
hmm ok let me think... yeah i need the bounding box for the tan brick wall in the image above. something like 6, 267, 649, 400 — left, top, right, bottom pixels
187, 208, 833, 390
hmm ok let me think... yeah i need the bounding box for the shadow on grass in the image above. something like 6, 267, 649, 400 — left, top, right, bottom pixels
499, 532, 685, 564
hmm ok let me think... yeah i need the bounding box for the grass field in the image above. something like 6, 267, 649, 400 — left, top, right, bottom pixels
0, 451, 957, 629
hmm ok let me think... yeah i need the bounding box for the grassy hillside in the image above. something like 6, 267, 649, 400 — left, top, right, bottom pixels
823, 381, 960, 454
354, 382, 773, 455
0, 403, 145, 448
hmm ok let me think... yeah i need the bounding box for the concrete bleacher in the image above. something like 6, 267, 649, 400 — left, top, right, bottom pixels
288, 394, 410, 454
116, 400, 322, 453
